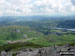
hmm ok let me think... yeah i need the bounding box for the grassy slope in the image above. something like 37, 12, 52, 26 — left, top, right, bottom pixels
28, 29, 75, 46
0, 26, 75, 52
0, 26, 44, 45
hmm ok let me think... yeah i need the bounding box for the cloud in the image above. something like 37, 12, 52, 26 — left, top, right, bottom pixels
0, 11, 2, 15
71, 0, 75, 5
0, 0, 75, 16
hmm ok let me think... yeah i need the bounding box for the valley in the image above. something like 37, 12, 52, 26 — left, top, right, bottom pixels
0, 16, 75, 56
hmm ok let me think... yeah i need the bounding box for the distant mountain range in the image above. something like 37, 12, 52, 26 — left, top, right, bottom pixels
0, 16, 75, 28
0, 15, 75, 21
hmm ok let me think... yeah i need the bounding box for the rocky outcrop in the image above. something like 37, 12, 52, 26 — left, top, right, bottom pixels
0, 45, 75, 56
16, 47, 57, 56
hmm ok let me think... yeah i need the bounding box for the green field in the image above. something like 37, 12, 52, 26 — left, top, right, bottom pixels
0, 26, 44, 45
0, 18, 75, 52
0, 26, 75, 47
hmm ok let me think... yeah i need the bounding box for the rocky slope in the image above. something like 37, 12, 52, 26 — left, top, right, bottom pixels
1, 45, 75, 56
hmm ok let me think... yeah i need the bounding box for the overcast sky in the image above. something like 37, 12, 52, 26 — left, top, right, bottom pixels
0, 0, 75, 16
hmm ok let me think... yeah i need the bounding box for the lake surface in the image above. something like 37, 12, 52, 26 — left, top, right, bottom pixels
54, 27, 75, 31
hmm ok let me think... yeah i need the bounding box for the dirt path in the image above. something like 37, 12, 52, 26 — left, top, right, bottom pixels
7, 38, 37, 44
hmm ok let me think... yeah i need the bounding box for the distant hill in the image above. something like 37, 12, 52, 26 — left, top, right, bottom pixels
0, 16, 75, 28
0, 15, 75, 21
57, 20, 75, 29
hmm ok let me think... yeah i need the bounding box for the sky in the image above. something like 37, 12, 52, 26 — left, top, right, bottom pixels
0, 0, 75, 16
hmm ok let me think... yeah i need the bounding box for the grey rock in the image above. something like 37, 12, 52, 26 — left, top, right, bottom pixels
0, 45, 75, 56
1, 51, 7, 56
